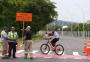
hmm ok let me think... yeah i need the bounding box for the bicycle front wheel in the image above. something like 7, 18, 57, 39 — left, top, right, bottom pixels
40, 44, 50, 54
55, 44, 64, 55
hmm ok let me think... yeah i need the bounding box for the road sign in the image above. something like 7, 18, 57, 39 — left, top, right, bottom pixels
16, 13, 32, 44
16, 13, 32, 22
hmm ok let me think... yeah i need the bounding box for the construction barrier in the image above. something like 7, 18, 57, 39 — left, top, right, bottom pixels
83, 40, 90, 56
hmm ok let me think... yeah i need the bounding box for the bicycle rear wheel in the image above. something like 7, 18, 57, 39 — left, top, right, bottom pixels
55, 44, 64, 55
40, 44, 50, 54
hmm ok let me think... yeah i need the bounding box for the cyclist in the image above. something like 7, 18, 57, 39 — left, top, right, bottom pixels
50, 31, 60, 50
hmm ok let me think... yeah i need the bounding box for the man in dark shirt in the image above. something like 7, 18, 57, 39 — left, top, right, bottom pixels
24, 26, 33, 59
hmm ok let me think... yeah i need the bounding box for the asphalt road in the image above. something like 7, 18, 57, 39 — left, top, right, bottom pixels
0, 36, 90, 62
0, 58, 90, 62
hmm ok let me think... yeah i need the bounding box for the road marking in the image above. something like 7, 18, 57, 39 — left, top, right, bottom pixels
0, 52, 90, 60
72, 52, 84, 59
16, 50, 65, 55
32, 50, 39, 54
73, 52, 80, 56
17, 50, 24, 53
16, 50, 39, 54
1, 50, 90, 60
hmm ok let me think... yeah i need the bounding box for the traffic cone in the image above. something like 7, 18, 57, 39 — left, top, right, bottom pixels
86, 42, 90, 56
83, 40, 90, 56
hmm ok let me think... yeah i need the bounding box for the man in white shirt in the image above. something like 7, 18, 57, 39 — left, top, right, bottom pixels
1, 26, 9, 58
51, 31, 60, 48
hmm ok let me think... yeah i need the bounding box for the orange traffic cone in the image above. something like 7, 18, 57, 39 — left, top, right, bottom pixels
83, 40, 90, 56
86, 42, 90, 56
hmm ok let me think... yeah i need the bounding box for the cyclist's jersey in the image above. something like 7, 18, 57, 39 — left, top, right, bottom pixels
53, 31, 59, 39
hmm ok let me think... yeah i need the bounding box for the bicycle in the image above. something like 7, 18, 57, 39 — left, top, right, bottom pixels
40, 39, 64, 55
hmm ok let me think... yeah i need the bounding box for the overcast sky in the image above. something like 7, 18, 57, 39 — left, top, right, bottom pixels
51, 0, 90, 23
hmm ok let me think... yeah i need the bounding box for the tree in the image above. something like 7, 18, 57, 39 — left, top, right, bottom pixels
0, 0, 57, 36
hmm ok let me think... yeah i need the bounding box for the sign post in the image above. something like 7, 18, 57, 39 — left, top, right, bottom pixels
22, 21, 25, 43
16, 13, 32, 44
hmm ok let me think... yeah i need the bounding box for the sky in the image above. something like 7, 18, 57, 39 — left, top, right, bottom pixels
51, 0, 90, 23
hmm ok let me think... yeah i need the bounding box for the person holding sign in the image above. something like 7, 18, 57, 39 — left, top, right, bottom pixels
24, 26, 33, 59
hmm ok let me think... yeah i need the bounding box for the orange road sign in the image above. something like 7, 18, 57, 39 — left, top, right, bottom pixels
16, 13, 32, 22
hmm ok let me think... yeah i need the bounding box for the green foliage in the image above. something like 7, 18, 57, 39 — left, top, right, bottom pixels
65, 23, 90, 31
0, 0, 57, 36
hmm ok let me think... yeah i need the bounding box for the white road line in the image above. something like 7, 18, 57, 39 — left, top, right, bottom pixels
16, 50, 39, 54
16, 49, 65, 55
73, 52, 80, 56
32, 50, 39, 54
16, 50, 24, 53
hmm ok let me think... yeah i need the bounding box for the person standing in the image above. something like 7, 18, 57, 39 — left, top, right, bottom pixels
1, 26, 9, 59
24, 26, 33, 59
8, 27, 18, 58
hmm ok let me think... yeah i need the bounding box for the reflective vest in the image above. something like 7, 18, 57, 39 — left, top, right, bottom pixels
8, 31, 18, 40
